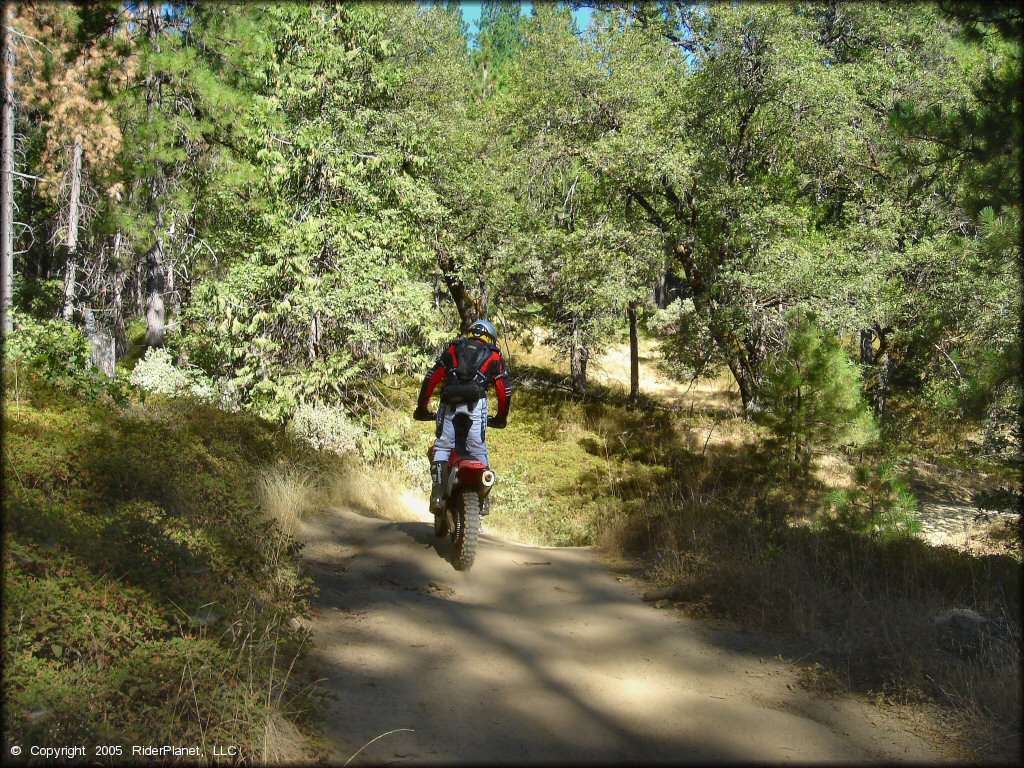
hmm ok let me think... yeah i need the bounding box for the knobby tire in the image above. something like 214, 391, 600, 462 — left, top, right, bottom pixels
451, 490, 480, 571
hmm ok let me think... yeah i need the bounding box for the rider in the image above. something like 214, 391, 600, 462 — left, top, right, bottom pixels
413, 319, 512, 515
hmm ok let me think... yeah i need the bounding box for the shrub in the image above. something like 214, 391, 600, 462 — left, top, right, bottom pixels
982, 381, 1022, 461
2, 382, 321, 760
5, 310, 129, 402
128, 347, 230, 406
287, 402, 363, 456
128, 347, 192, 395
756, 314, 878, 477
818, 459, 922, 541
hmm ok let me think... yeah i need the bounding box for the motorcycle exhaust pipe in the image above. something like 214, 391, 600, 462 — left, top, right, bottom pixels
481, 470, 496, 488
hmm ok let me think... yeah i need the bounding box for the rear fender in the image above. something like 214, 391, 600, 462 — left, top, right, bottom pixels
449, 463, 496, 497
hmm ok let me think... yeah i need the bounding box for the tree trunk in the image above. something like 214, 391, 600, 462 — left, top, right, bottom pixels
143, 5, 166, 348
570, 319, 588, 395
1, 2, 15, 335
859, 328, 874, 366
110, 230, 127, 358
84, 308, 115, 378
135, 260, 145, 316
628, 303, 640, 405
654, 265, 684, 309
861, 324, 891, 417
309, 309, 322, 359
437, 252, 481, 333
61, 134, 84, 322
144, 233, 166, 347
66, 134, 83, 252
62, 257, 76, 321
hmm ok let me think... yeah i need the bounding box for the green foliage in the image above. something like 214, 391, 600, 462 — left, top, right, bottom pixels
177, 4, 460, 420
5, 310, 132, 403
649, 299, 720, 382
818, 460, 922, 542
755, 315, 877, 476
472, 1, 528, 99
982, 381, 1023, 461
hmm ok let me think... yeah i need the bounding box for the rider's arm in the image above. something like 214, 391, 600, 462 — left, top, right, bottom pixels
482, 351, 512, 421
416, 345, 456, 412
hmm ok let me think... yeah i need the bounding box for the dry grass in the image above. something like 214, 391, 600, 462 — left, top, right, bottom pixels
258, 465, 321, 538
319, 463, 423, 523
627, 464, 1021, 763
932, 614, 1022, 758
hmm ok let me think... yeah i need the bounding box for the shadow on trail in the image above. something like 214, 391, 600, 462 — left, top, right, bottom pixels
299, 506, 902, 765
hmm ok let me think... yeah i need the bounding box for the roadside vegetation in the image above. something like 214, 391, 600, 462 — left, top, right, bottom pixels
2, 330, 342, 762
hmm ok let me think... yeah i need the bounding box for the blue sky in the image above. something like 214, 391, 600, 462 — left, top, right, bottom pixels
459, 2, 594, 38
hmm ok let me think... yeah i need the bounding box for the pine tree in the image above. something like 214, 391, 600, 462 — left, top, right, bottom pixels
755, 315, 878, 478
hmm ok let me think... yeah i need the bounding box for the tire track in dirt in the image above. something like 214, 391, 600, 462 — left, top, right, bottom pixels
298, 505, 949, 764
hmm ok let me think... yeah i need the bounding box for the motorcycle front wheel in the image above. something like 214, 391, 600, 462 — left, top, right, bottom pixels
450, 490, 481, 571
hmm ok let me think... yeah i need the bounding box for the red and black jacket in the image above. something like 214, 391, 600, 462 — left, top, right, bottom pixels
417, 337, 512, 421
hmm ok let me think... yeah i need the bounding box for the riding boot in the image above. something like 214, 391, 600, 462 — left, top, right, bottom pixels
481, 496, 491, 516
429, 461, 449, 513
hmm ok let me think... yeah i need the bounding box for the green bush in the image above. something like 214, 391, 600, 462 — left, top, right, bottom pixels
128, 346, 233, 406
756, 314, 878, 477
818, 460, 922, 541
128, 347, 191, 395
983, 381, 1022, 461
5, 310, 131, 402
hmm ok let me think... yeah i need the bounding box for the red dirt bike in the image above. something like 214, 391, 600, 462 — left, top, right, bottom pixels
427, 439, 496, 572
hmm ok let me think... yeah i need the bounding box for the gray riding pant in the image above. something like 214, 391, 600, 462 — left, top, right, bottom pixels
433, 398, 488, 465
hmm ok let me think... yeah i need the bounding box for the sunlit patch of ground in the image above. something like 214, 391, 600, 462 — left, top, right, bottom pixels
590, 336, 743, 415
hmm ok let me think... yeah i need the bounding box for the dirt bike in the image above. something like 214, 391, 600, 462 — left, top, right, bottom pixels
427, 417, 496, 572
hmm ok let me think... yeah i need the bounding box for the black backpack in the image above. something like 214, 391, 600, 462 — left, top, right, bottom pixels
441, 337, 496, 407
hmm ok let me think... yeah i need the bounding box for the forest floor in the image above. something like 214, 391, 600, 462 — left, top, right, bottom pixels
294, 337, 1001, 764
588, 338, 1020, 556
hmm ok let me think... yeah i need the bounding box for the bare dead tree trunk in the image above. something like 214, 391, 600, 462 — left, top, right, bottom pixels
628, 303, 640, 406
62, 258, 76, 321
110, 230, 127, 357
1, 2, 15, 335
143, 5, 166, 348
84, 306, 115, 378
66, 135, 83, 252
135, 260, 145, 315
61, 135, 84, 322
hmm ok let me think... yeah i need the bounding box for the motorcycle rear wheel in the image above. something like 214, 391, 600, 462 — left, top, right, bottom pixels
451, 490, 481, 571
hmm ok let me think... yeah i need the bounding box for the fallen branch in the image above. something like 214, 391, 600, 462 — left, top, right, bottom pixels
343, 729, 415, 767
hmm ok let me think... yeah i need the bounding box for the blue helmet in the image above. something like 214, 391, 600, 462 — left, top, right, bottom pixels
467, 319, 497, 343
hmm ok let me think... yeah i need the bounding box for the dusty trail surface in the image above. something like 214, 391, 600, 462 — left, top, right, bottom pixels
299, 506, 947, 765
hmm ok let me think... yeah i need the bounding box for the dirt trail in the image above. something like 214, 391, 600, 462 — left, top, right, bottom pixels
298, 340, 952, 763
298, 505, 948, 764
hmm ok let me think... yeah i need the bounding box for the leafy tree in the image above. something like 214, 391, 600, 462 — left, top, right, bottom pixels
493, 3, 665, 392
472, 1, 527, 100
111, 3, 274, 349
